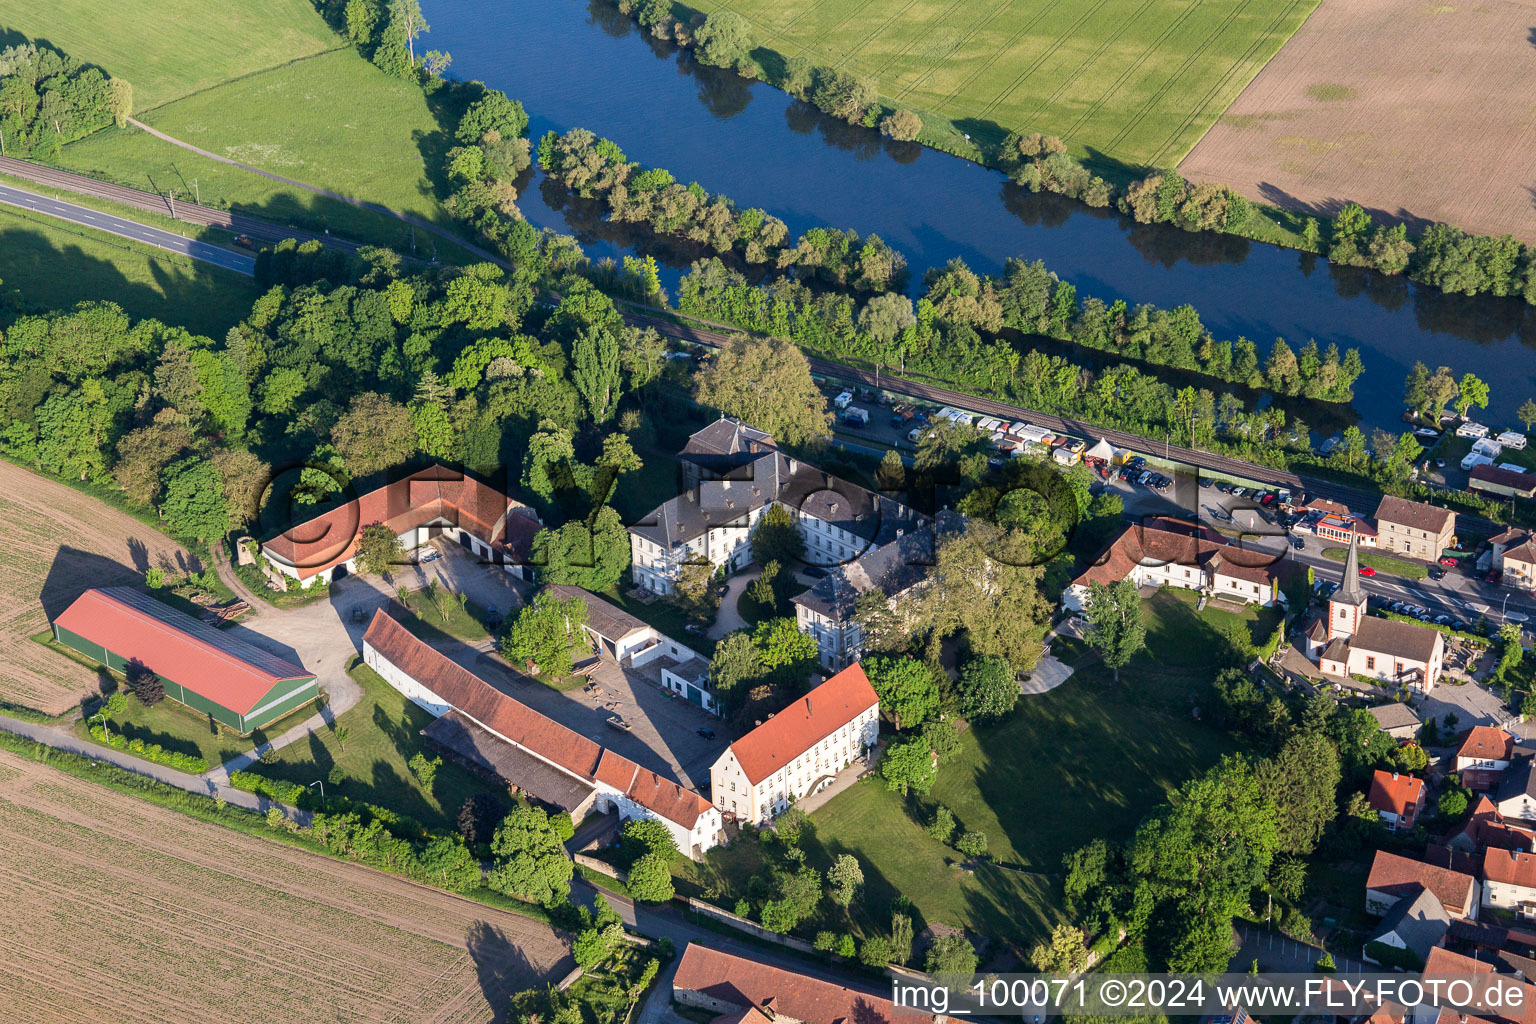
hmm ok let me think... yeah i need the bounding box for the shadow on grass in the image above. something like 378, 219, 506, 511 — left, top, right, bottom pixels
467, 920, 545, 1024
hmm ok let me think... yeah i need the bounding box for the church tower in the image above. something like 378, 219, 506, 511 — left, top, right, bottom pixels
1329, 532, 1368, 640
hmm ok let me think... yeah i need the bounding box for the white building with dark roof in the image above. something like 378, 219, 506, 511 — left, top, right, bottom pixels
1313, 535, 1445, 692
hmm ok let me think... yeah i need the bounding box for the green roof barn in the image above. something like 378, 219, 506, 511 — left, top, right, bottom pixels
52, 587, 317, 733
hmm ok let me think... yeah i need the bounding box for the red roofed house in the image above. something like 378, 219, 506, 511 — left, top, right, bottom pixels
1445, 796, 1536, 856
1366, 849, 1479, 920
673, 943, 944, 1024
1459, 727, 1517, 791
1062, 517, 1283, 613
1370, 770, 1426, 831
362, 609, 722, 857
51, 587, 317, 733
710, 663, 879, 825
1483, 848, 1536, 919
1422, 947, 1536, 1024
261, 464, 541, 587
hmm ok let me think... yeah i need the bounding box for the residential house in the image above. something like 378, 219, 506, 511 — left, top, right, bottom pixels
1365, 888, 1450, 966
1366, 849, 1479, 919
1499, 760, 1536, 824
1314, 536, 1445, 692
1484, 848, 1536, 918
261, 464, 541, 587
1371, 770, 1427, 831
1491, 528, 1536, 591
628, 450, 926, 596
1367, 702, 1423, 740
1459, 727, 1517, 791
1062, 517, 1284, 613
1471, 466, 1536, 500
709, 663, 879, 825
672, 943, 946, 1024
361, 610, 722, 857
1444, 797, 1536, 856
1374, 496, 1457, 562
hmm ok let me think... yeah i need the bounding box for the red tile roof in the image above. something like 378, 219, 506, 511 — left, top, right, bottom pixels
362, 610, 712, 828
674, 944, 930, 1024
1460, 726, 1516, 763
1486, 847, 1536, 890
727, 664, 878, 786
1369, 770, 1425, 820
1071, 517, 1279, 590
1367, 850, 1475, 914
53, 588, 312, 715
1425, 947, 1536, 1024
1447, 796, 1536, 853
1375, 495, 1455, 535
263, 465, 529, 579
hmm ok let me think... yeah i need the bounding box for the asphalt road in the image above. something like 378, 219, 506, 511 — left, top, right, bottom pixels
0, 182, 255, 276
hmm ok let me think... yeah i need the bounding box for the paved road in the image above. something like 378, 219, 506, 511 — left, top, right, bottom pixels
0, 181, 255, 275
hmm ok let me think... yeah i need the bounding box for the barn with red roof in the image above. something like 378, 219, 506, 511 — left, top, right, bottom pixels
51, 588, 317, 732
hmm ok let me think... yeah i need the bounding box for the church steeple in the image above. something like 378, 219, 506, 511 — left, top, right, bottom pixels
1329, 532, 1368, 639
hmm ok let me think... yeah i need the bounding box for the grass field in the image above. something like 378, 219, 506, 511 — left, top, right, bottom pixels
0, 0, 338, 109
684, 588, 1269, 948
0, 746, 570, 1022
0, 205, 261, 336
689, 0, 1317, 171
56, 47, 461, 248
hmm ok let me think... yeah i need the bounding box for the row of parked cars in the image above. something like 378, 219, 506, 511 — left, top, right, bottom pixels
1117, 456, 1172, 491
1380, 598, 1466, 630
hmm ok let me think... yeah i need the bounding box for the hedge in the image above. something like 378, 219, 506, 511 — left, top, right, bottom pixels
88, 725, 208, 774
226, 768, 429, 841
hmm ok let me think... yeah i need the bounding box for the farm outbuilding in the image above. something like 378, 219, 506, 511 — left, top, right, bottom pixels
51, 588, 318, 733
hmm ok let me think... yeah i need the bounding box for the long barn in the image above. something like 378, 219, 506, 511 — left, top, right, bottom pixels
52, 587, 317, 733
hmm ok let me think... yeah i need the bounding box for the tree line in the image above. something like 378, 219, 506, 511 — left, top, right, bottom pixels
0, 42, 132, 160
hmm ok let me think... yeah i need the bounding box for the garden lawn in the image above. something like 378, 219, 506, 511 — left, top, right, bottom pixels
0, 206, 260, 337
779, 588, 1249, 945
685, 0, 1317, 172
55, 48, 469, 251
247, 661, 499, 833
2, 0, 337, 109
1322, 545, 1430, 580
395, 588, 495, 643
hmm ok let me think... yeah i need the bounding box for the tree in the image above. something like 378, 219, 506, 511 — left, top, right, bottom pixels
533, 506, 631, 591
1083, 578, 1146, 682
674, 559, 720, 624
881, 736, 937, 795
1403, 362, 1430, 414
913, 521, 1052, 674
408, 752, 440, 789
627, 852, 675, 902
573, 922, 623, 969
1256, 732, 1341, 856
751, 617, 819, 691
890, 912, 914, 965
925, 933, 978, 978
1030, 923, 1089, 973
500, 592, 588, 679
114, 416, 193, 506
572, 323, 623, 422
751, 503, 806, 567
160, 457, 229, 542
709, 632, 764, 718
694, 11, 755, 69
1455, 372, 1490, 420
127, 661, 164, 705
522, 420, 577, 506
863, 656, 939, 730
598, 433, 643, 475
211, 448, 268, 533
487, 804, 575, 906
621, 817, 681, 864
418, 836, 481, 891
1498, 622, 1525, 682
955, 830, 987, 858
694, 334, 831, 446
879, 109, 923, 142
860, 936, 893, 967
859, 291, 917, 345
957, 655, 1017, 721
389, 0, 428, 64
1439, 789, 1469, 819
1518, 398, 1536, 434
331, 392, 417, 475
926, 805, 956, 843
1425, 366, 1458, 422
827, 854, 863, 907
357, 522, 405, 576
458, 792, 504, 845
853, 590, 906, 655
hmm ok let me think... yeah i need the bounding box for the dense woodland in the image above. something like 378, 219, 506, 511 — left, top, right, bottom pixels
0, 43, 131, 158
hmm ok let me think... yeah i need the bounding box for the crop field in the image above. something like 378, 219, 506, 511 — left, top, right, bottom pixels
0, 462, 190, 717
56, 47, 455, 247
0, 748, 571, 1023
687, 0, 1317, 170
1179, 0, 1536, 244
1, 0, 337, 110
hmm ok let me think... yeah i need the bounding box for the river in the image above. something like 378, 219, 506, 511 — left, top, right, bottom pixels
432, 0, 1536, 435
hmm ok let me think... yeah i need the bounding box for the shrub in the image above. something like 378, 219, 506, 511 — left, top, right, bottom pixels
860, 935, 893, 967
955, 830, 988, 858
879, 109, 923, 142
925, 806, 956, 843
408, 752, 441, 789
627, 852, 675, 902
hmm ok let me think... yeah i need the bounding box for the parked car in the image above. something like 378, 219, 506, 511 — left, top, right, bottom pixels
1429, 568, 1446, 580
1453, 621, 1468, 631
684, 623, 705, 635
696, 728, 716, 739
1487, 570, 1504, 584
1260, 493, 1277, 505
1359, 566, 1377, 577
1439, 557, 1459, 567
418, 549, 441, 564
1200, 477, 1213, 488
1290, 536, 1304, 549
1434, 614, 1452, 624
1509, 611, 1531, 623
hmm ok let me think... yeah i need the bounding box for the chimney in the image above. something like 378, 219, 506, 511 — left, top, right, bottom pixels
805, 697, 813, 715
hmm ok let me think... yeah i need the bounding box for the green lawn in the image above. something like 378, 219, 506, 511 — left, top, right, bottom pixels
55, 48, 469, 252
1438, 434, 1536, 474
246, 661, 502, 833
688, 0, 1318, 172
2, 0, 338, 109
1321, 545, 1430, 580
394, 588, 496, 644
691, 588, 1261, 948
0, 205, 260, 337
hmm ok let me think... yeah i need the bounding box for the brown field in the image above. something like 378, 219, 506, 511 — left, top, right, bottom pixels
0, 462, 190, 715
0, 748, 571, 1023
1179, 0, 1536, 243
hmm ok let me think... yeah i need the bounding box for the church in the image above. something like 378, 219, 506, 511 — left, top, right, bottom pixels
1302, 534, 1445, 693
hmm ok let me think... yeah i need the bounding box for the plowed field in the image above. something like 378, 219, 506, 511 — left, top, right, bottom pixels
1180, 0, 1536, 243
0, 748, 571, 1023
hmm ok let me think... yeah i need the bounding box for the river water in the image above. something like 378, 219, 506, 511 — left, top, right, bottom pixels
432, 0, 1536, 434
